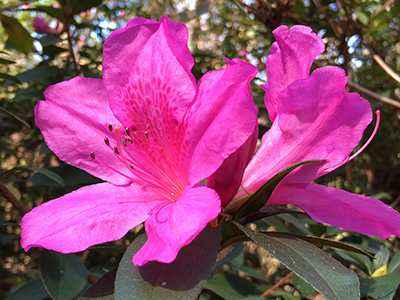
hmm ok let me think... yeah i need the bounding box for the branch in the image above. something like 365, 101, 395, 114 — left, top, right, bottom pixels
368, 0, 395, 23
347, 81, 400, 109
66, 26, 80, 76
260, 272, 293, 298
372, 53, 400, 84
0, 180, 28, 216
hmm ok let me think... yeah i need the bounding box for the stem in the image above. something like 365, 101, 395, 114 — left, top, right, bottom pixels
260, 271, 293, 298
0, 180, 28, 216
66, 26, 80, 76
372, 53, 400, 85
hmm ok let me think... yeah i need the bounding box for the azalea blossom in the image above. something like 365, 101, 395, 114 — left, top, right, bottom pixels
32, 17, 64, 34
21, 16, 258, 266
209, 25, 400, 239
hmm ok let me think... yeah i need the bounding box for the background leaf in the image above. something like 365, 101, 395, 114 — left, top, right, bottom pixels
0, 14, 33, 55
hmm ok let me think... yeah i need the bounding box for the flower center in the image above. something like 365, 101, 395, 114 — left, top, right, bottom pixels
89, 123, 184, 201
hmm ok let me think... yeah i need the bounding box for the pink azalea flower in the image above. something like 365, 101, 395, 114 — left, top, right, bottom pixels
33, 17, 63, 34
209, 25, 400, 239
21, 16, 258, 266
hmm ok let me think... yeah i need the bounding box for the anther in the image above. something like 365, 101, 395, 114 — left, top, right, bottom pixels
146, 124, 150, 129
123, 137, 127, 147
130, 163, 134, 170
114, 145, 119, 155
89, 152, 95, 159
128, 137, 133, 144
145, 131, 149, 139
104, 137, 110, 146
108, 124, 113, 132
125, 127, 130, 136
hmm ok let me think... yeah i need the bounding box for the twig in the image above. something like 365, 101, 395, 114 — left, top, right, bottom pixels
368, 0, 395, 23
312, 0, 339, 38
347, 81, 400, 109
260, 271, 293, 298
372, 54, 400, 85
0, 180, 29, 215
65, 19, 80, 76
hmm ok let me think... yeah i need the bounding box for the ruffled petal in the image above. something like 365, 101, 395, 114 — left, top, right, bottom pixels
262, 25, 325, 122
269, 183, 400, 239
207, 124, 258, 207
36, 77, 132, 185
185, 58, 258, 186
132, 185, 220, 266
243, 67, 372, 193
21, 182, 165, 253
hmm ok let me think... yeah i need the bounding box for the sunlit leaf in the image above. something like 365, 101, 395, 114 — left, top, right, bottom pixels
0, 14, 33, 55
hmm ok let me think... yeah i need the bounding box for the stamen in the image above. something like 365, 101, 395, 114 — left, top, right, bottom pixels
128, 137, 133, 144
104, 137, 110, 146
130, 163, 134, 170
125, 127, 130, 136
108, 124, 113, 132
114, 145, 119, 155
145, 131, 149, 139
89, 152, 95, 159
146, 124, 150, 129
123, 137, 127, 147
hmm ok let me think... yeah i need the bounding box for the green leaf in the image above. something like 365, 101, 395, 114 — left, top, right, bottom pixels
79, 268, 117, 300
0, 14, 33, 55
355, 11, 369, 25
0, 107, 30, 128
232, 159, 325, 222
16, 65, 62, 83
5, 279, 49, 300
239, 207, 304, 224
213, 243, 246, 273
360, 272, 400, 300
115, 228, 220, 300
39, 34, 63, 47
0, 72, 22, 83
28, 6, 65, 23
235, 222, 360, 300
388, 251, 400, 273
0, 220, 19, 227
40, 250, 89, 300
0, 57, 15, 64
220, 220, 250, 250
265, 231, 374, 259
12, 166, 65, 186
335, 250, 372, 275
205, 273, 268, 299
373, 247, 390, 271
292, 274, 315, 296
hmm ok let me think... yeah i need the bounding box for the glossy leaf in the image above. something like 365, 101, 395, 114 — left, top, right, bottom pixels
79, 268, 117, 300
40, 250, 89, 300
5, 279, 49, 300
360, 272, 400, 300
233, 160, 325, 222
0, 72, 22, 83
0, 14, 33, 55
236, 222, 360, 300
115, 228, 220, 300
388, 251, 400, 273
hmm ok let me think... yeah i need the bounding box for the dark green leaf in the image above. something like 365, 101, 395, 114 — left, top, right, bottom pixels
28, 6, 65, 23
0, 107, 30, 128
239, 207, 304, 224
22, 166, 64, 186
236, 222, 360, 300
388, 251, 400, 273
360, 272, 400, 300
233, 159, 325, 222
220, 220, 250, 250
72, 0, 103, 14
40, 250, 89, 300
5, 279, 49, 300
0, 14, 34, 55
264, 231, 374, 259
39, 34, 63, 47
79, 268, 117, 300
0, 72, 22, 83
115, 228, 220, 300
292, 274, 315, 296
0, 57, 15, 64
373, 247, 390, 271
0, 220, 19, 227
213, 243, 246, 273
16, 66, 62, 83
335, 250, 372, 275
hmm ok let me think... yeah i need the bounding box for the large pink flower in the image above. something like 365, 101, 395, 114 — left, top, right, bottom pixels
21, 16, 258, 266
209, 25, 400, 239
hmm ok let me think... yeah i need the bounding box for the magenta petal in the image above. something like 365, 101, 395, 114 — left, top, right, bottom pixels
36, 77, 131, 185
263, 25, 325, 122
104, 16, 196, 129
269, 183, 400, 239
243, 67, 372, 193
208, 124, 258, 207
21, 182, 165, 253
186, 59, 258, 186
132, 185, 220, 266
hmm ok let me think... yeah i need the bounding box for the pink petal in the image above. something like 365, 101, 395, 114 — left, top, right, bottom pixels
21, 182, 165, 253
243, 67, 372, 193
132, 185, 220, 266
36, 77, 132, 185
186, 58, 258, 186
104, 16, 196, 129
269, 183, 400, 239
262, 25, 325, 122
207, 124, 258, 207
